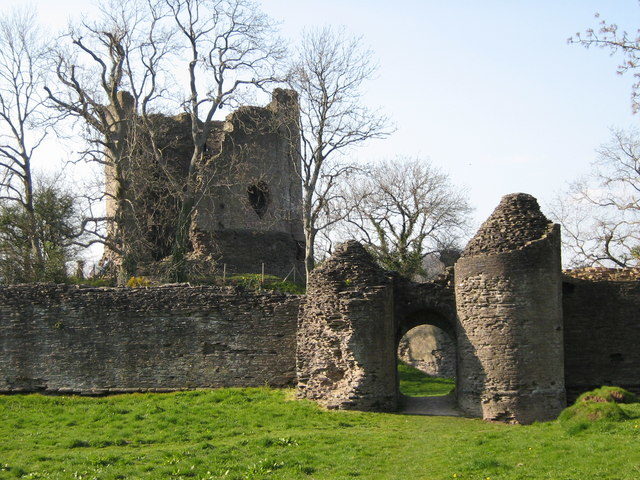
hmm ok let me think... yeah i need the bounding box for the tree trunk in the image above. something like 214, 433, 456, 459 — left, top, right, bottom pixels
171, 194, 195, 282
114, 203, 138, 285
303, 201, 315, 279
112, 147, 138, 285
171, 142, 201, 282
23, 167, 42, 281
305, 228, 315, 279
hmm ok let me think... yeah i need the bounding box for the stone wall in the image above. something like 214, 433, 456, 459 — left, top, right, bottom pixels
0, 285, 300, 394
563, 267, 640, 282
296, 241, 398, 411
562, 276, 640, 400
192, 89, 305, 279
454, 193, 566, 424
104, 89, 305, 280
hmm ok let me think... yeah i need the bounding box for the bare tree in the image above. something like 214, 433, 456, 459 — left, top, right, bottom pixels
45, 0, 174, 282
164, 0, 284, 280
342, 157, 472, 279
287, 26, 392, 278
0, 8, 52, 279
550, 128, 640, 267
564, 12, 640, 266
569, 9, 640, 112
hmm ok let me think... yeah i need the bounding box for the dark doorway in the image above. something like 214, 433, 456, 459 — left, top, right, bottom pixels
248, 182, 269, 218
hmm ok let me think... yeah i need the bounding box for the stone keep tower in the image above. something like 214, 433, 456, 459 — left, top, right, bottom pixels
454, 193, 566, 424
188, 89, 305, 278
104, 89, 305, 279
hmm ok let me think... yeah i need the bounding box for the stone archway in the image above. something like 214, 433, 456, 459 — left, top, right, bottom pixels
397, 316, 456, 383
394, 299, 460, 415
296, 241, 458, 412
297, 193, 568, 425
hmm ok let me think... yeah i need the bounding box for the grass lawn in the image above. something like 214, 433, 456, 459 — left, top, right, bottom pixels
397, 362, 454, 397
1, 381, 640, 479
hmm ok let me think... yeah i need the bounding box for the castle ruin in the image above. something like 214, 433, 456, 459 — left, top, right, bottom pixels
1, 192, 639, 424
103, 89, 305, 279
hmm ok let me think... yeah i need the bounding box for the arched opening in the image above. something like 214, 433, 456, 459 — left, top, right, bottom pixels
396, 308, 458, 414
247, 181, 269, 218
397, 324, 456, 398
398, 324, 456, 397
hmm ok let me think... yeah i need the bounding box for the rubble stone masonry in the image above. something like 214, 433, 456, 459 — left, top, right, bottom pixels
1, 192, 639, 426
454, 193, 566, 424
0, 284, 300, 394
296, 241, 398, 411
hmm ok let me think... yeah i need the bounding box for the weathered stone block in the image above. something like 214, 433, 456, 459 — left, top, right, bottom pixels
0, 285, 300, 394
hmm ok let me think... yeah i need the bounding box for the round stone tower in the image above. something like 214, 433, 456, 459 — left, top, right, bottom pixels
454, 193, 565, 424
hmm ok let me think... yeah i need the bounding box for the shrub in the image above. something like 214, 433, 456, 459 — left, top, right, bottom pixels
0, 184, 80, 284
127, 276, 152, 288
67, 276, 116, 287
226, 273, 305, 294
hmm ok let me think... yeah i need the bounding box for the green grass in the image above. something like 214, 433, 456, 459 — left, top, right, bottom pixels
226, 274, 305, 294
398, 361, 455, 397
191, 273, 305, 294
1, 389, 640, 480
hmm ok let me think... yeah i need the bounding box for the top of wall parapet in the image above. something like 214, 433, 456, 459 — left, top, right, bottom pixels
563, 267, 640, 282
114, 88, 297, 138
0, 283, 302, 306
461, 193, 553, 258
221, 88, 298, 134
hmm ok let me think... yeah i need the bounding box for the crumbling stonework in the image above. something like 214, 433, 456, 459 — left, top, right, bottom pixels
563, 267, 640, 282
296, 241, 398, 411
393, 269, 457, 339
296, 243, 459, 411
392, 270, 458, 379
2, 191, 640, 427
189, 89, 304, 278
105, 89, 305, 279
0, 284, 300, 394
454, 193, 566, 424
462, 193, 551, 257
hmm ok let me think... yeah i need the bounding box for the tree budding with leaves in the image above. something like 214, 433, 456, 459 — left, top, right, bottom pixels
570, 11, 640, 112
341, 157, 472, 279
0, 8, 73, 282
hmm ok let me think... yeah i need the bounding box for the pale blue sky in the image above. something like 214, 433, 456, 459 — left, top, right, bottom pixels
2, 0, 639, 230
269, 0, 640, 225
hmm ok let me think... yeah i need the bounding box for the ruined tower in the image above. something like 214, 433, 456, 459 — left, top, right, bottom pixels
189, 89, 305, 279
454, 193, 566, 424
103, 89, 305, 280
296, 241, 398, 411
